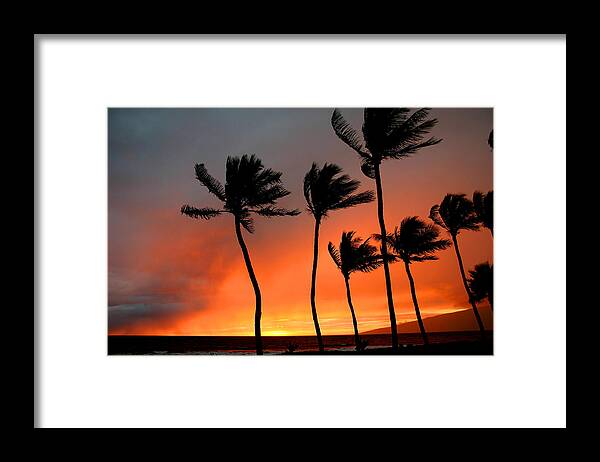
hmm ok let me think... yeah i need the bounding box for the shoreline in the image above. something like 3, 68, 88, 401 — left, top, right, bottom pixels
283, 339, 493, 355
108, 332, 493, 355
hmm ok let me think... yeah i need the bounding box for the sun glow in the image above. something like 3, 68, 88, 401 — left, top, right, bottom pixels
263, 330, 292, 336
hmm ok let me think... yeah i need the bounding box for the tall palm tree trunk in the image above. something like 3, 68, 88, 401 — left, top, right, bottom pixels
234, 217, 263, 355
403, 261, 429, 346
343, 276, 361, 350
310, 218, 324, 352
451, 234, 486, 340
373, 163, 398, 351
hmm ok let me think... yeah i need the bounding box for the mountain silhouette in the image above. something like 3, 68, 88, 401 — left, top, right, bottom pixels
363, 305, 493, 334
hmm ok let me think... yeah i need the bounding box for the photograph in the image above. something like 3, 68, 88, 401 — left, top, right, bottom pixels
108, 107, 493, 355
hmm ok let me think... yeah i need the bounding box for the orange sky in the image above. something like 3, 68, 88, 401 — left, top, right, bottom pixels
108, 108, 493, 336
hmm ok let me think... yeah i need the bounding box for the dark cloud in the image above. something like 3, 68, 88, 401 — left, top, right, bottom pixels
107, 205, 240, 333
108, 302, 191, 332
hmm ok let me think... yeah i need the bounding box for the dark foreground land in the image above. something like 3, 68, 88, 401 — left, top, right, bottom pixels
108, 331, 493, 355
292, 339, 493, 355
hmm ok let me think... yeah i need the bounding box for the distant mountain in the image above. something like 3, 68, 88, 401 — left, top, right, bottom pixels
363, 306, 493, 334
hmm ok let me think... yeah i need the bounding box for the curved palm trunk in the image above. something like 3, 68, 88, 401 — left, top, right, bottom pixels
343, 276, 361, 350
310, 218, 324, 352
403, 260, 429, 346
451, 234, 486, 340
373, 162, 398, 351
234, 217, 263, 355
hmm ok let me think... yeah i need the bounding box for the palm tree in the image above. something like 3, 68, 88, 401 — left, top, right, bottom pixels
181, 155, 300, 355
328, 231, 383, 350
468, 262, 493, 311
331, 108, 442, 350
429, 194, 486, 339
304, 163, 374, 352
473, 190, 493, 236
376, 217, 451, 346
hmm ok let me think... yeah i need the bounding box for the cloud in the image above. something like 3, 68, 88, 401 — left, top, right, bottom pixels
108, 206, 240, 334
109, 303, 190, 333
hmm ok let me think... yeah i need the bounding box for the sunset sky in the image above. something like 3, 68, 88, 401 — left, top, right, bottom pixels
108, 108, 493, 336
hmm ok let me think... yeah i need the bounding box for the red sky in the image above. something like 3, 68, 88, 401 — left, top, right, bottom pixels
108, 108, 493, 336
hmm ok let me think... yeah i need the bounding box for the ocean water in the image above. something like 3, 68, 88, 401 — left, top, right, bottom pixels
108, 331, 489, 355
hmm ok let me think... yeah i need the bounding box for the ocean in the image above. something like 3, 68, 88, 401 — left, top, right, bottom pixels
108, 330, 490, 355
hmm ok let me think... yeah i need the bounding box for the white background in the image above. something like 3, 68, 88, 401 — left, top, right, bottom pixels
36, 35, 566, 428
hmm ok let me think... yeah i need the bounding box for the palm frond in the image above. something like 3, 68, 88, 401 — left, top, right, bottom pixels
180, 205, 223, 220
359, 108, 441, 162
335, 231, 385, 276
382, 216, 451, 263
194, 163, 226, 201
303, 163, 318, 215
353, 255, 384, 273
381, 115, 441, 153
468, 261, 493, 303
183, 154, 297, 234
303, 162, 372, 218
254, 206, 301, 217
249, 184, 291, 207
239, 217, 255, 234
473, 190, 493, 232
429, 205, 446, 229
403, 108, 433, 129
473, 190, 484, 209
254, 167, 283, 187
363, 108, 411, 141
327, 242, 342, 270
331, 109, 367, 156
327, 172, 359, 200
383, 136, 442, 159
220, 154, 298, 226
410, 255, 439, 262
371, 232, 395, 256
330, 190, 375, 211
434, 194, 480, 235
224, 154, 265, 209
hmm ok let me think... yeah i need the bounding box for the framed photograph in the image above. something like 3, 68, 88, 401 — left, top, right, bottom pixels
107, 107, 494, 357
35, 34, 566, 428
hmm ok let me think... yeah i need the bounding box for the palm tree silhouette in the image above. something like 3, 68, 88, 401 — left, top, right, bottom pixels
429, 194, 486, 339
331, 108, 441, 350
473, 190, 493, 236
468, 262, 493, 311
328, 231, 383, 350
376, 216, 451, 346
488, 130, 493, 150
304, 163, 374, 352
181, 155, 300, 355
